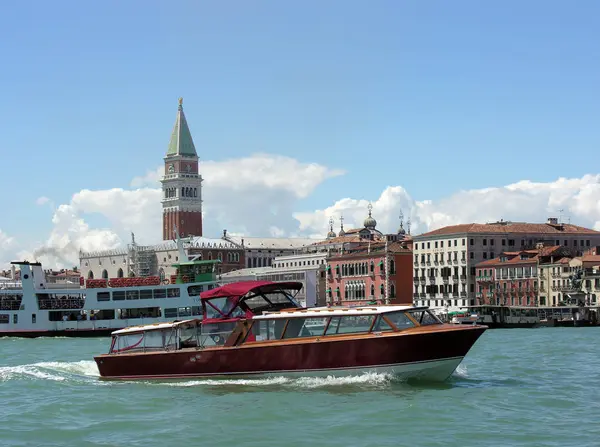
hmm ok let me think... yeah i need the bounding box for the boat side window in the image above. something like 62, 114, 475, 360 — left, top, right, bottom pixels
380, 311, 415, 330
200, 321, 237, 346
167, 288, 180, 298
325, 315, 375, 335
139, 289, 153, 300
153, 289, 167, 299
164, 308, 177, 318
188, 285, 204, 296
179, 323, 200, 349
113, 291, 125, 301
112, 333, 145, 353
282, 317, 329, 339
371, 315, 394, 332
407, 310, 441, 326
144, 330, 169, 351
255, 319, 278, 340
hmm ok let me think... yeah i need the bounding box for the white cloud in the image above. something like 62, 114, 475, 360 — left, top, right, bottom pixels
130, 153, 345, 198
36, 196, 50, 206
4, 154, 600, 271
5, 154, 342, 269
293, 174, 600, 236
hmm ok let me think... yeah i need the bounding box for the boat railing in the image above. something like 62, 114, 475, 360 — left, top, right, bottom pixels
0, 282, 23, 290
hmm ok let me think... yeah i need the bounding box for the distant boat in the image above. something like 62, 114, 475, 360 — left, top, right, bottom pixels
94, 280, 487, 381
0, 258, 222, 337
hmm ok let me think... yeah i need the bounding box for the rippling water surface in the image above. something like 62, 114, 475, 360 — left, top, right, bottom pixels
2, 328, 600, 446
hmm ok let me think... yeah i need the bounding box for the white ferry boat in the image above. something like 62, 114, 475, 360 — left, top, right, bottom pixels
0, 258, 221, 338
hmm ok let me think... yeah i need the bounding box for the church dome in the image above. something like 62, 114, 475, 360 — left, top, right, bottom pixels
338, 228, 346, 237
326, 217, 336, 239
363, 204, 377, 229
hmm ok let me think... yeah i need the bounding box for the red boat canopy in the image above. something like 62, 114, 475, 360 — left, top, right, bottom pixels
200, 280, 303, 301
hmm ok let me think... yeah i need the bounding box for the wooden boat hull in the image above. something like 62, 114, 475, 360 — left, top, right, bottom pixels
94, 324, 486, 381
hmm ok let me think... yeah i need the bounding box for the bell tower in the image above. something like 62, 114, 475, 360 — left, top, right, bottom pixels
161, 97, 204, 240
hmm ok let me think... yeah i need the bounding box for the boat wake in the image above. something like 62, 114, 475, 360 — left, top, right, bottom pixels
0, 360, 99, 383
159, 372, 395, 389
453, 363, 469, 379
0, 360, 469, 389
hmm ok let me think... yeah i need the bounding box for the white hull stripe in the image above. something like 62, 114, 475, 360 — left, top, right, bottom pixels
99, 356, 464, 381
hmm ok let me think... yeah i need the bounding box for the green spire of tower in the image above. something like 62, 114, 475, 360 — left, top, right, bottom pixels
166, 97, 197, 157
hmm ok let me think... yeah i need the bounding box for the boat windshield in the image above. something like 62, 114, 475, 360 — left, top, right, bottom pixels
407, 310, 441, 326
375, 311, 415, 331
242, 291, 299, 314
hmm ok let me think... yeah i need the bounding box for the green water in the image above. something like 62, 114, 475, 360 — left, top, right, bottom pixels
1, 328, 599, 447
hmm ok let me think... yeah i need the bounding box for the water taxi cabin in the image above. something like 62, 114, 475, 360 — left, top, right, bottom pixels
106, 281, 443, 354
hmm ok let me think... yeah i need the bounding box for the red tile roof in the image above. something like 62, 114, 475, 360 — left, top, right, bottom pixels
475, 245, 570, 268
581, 255, 600, 265
416, 222, 600, 237
327, 240, 412, 259
476, 256, 537, 268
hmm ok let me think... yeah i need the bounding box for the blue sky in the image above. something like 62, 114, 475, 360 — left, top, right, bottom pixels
1, 0, 600, 256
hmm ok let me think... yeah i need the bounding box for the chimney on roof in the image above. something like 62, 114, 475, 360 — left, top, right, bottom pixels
547, 217, 558, 225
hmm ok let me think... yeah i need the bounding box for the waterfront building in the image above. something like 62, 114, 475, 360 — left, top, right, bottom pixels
539, 249, 600, 307
80, 234, 244, 282
161, 98, 204, 240
475, 245, 600, 308
221, 231, 321, 268
474, 245, 570, 307
44, 268, 81, 289
412, 218, 600, 311
301, 205, 412, 255
325, 240, 413, 307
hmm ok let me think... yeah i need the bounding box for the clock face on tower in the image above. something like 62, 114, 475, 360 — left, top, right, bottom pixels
168, 164, 174, 174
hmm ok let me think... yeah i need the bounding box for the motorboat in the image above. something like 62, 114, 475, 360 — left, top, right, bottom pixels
94, 280, 487, 381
